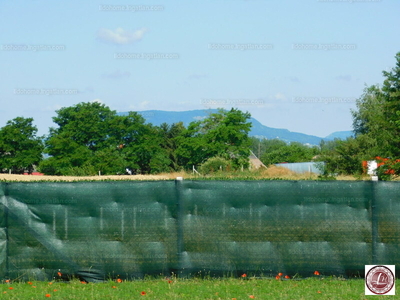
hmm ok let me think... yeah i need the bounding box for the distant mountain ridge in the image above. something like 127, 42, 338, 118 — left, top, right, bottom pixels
119, 109, 353, 145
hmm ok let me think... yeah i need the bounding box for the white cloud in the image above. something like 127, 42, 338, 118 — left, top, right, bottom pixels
97, 27, 148, 45
91, 99, 104, 104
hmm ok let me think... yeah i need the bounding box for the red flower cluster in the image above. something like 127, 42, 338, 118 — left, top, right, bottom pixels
275, 272, 289, 280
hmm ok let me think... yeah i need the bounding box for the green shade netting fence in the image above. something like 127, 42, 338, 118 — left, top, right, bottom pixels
0, 180, 399, 281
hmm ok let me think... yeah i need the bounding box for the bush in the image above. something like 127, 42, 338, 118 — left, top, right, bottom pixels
199, 157, 231, 175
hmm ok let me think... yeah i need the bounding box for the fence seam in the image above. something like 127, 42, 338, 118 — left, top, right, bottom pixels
175, 179, 185, 276
4, 183, 9, 280
371, 181, 378, 265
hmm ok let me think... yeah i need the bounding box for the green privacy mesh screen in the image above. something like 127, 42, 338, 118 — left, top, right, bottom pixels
0, 183, 6, 280
0, 180, 398, 281
179, 181, 373, 278
374, 182, 400, 267
2, 181, 178, 282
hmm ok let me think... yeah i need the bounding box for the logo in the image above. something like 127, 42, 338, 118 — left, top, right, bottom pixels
365, 265, 395, 295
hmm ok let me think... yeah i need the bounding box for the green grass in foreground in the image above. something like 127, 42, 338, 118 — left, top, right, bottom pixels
1, 277, 398, 300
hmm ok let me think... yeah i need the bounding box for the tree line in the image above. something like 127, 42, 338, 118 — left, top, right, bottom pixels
0, 106, 252, 175
1, 51, 399, 178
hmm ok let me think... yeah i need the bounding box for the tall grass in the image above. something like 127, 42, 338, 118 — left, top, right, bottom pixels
0, 166, 371, 182
159, 166, 369, 181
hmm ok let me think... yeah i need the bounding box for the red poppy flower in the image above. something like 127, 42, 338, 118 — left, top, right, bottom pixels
249, 296, 255, 299
141, 291, 146, 295
314, 271, 320, 276
284, 275, 290, 279
28, 281, 33, 285
112, 286, 117, 289
241, 273, 247, 278
116, 278, 122, 283
48, 282, 53, 285
57, 272, 62, 277
168, 280, 172, 284
8, 287, 13, 290
5, 280, 10, 283
81, 281, 87, 284
45, 294, 51, 297
278, 273, 283, 276
317, 291, 322, 294
53, 289, 58, 292
275, 275, 280, 280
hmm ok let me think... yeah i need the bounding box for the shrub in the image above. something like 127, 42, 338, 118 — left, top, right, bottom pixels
199, 156, 231, 174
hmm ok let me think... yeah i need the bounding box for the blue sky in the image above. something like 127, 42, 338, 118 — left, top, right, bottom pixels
0, 0, 399, 138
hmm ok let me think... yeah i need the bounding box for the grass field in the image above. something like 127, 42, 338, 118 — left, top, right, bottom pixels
1, 277, 398, 300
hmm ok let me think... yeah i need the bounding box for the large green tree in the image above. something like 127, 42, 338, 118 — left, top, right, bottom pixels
0, 117, 44, 174
156, 122, 185, 172
352, 52, 400, 158
39, 102, 167, 175
259, 140, 319, 166
381, 52, 400, 157
316, 137, 373, 175
250, 137, 287, 159
351, 85, 389, 158
40, 102, 115, 175
176, 108, 252, 169
316, 51, 400, 177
